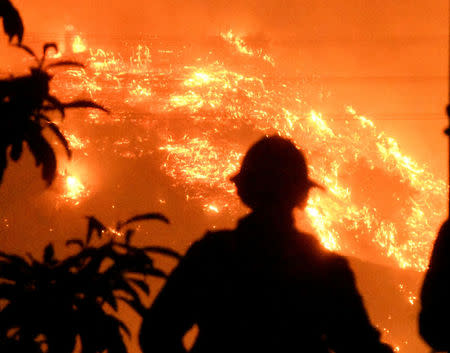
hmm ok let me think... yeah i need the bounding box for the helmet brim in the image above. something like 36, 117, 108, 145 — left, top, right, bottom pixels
230, 172, 324, 191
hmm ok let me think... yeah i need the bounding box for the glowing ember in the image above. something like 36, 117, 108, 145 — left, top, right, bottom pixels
159, 136, 242, 194
205, 204, 221, 214
108, 227, 123, 238
61, 174, 89, 205
126, 80, 152, 104
65, 133, 88, 150
221, 30, 275, 66
408, 295, 417, 306
72, 35, 87, 53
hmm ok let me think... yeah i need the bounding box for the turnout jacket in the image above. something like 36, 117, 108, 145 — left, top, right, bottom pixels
140, 213, 393, 353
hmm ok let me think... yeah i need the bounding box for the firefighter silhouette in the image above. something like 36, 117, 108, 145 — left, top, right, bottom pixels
140, 135, 393, 353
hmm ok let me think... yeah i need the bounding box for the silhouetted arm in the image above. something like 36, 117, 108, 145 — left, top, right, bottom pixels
324, 255, 393, 353
139, 240, 205, 353
419, 220, 450, 351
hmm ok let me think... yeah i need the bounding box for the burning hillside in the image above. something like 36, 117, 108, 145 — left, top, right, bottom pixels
48, 29, 446, 273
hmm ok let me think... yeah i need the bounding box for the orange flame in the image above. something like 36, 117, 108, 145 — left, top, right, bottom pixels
72, 35, 87, 53
62, 174, 88, 206
52, 32, 446, 272
221, 30, 275, 66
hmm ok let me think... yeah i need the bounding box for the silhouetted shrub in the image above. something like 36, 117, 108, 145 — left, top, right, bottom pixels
0, 0, 108, 186
0, 213, 180, 353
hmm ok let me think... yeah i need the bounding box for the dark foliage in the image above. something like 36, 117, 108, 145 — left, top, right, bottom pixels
0, 0, 23, 43
0, 33, 108, 186
0, 214, 180, 353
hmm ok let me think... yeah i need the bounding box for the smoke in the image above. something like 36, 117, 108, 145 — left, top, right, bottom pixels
14, 0, 447, 38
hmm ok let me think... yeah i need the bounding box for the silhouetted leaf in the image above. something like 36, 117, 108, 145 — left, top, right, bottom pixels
117, 296, 147, 316
124, 229, 135, 245
0, 20, 108, 189
101, 290, 119, 312
113, 316, 131, 339
9, 141, 22, 161
45, 61, 84, 70
45, 95, 65, 117
0, 212, 179, 353
42, 42, 58, 58
41, 147, 57, 185
142, 246, 182, 259
120, 213, 170, 229
43, 244, 55, 263
128, 278, 149, 294
78, 249, 108, 278
143, 267, 167, 278
25, 130, 57, 185
104, 314, 131, 339
45, 121, 72, 158
113, 278, 140, 302
85, 216, 107, 244
1, 0, 23, 44
15, 44, 37, 61
109, 244, 155, 269
57, 249, 91, 272
63, 100, 109, 113
0, 250, 30, 267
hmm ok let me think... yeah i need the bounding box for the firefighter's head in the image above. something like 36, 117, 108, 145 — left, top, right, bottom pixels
231, 135, 321, 211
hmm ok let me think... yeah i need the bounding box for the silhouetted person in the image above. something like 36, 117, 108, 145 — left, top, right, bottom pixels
140, 135, 393, 353
420, 220, 450, 351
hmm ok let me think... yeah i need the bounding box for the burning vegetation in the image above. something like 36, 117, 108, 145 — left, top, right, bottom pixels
49, 30, 445, 273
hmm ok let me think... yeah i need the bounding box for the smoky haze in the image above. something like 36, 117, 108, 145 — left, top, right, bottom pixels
11, 0, 448, 175
15, 0, 447, 38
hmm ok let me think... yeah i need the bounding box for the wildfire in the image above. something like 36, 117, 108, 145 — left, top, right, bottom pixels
51, 32, 446, 273
60, 172, 89, 206
156, 62, 444, 271
72, 35, 87, 53
160, 136, 242, 194
221, 30, 275, 66
126, 79, 152, 104
40, 29, 445, 353
65, 133, 89, 151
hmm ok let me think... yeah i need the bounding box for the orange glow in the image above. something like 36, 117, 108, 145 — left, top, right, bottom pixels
221, 30, 275, 66
72, 35, 87, 53
205, 204, 220, 214
62, 175, 88, 205
58, 163, 91, 206
50, 32, 446, 273
65, 133, 88, 150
